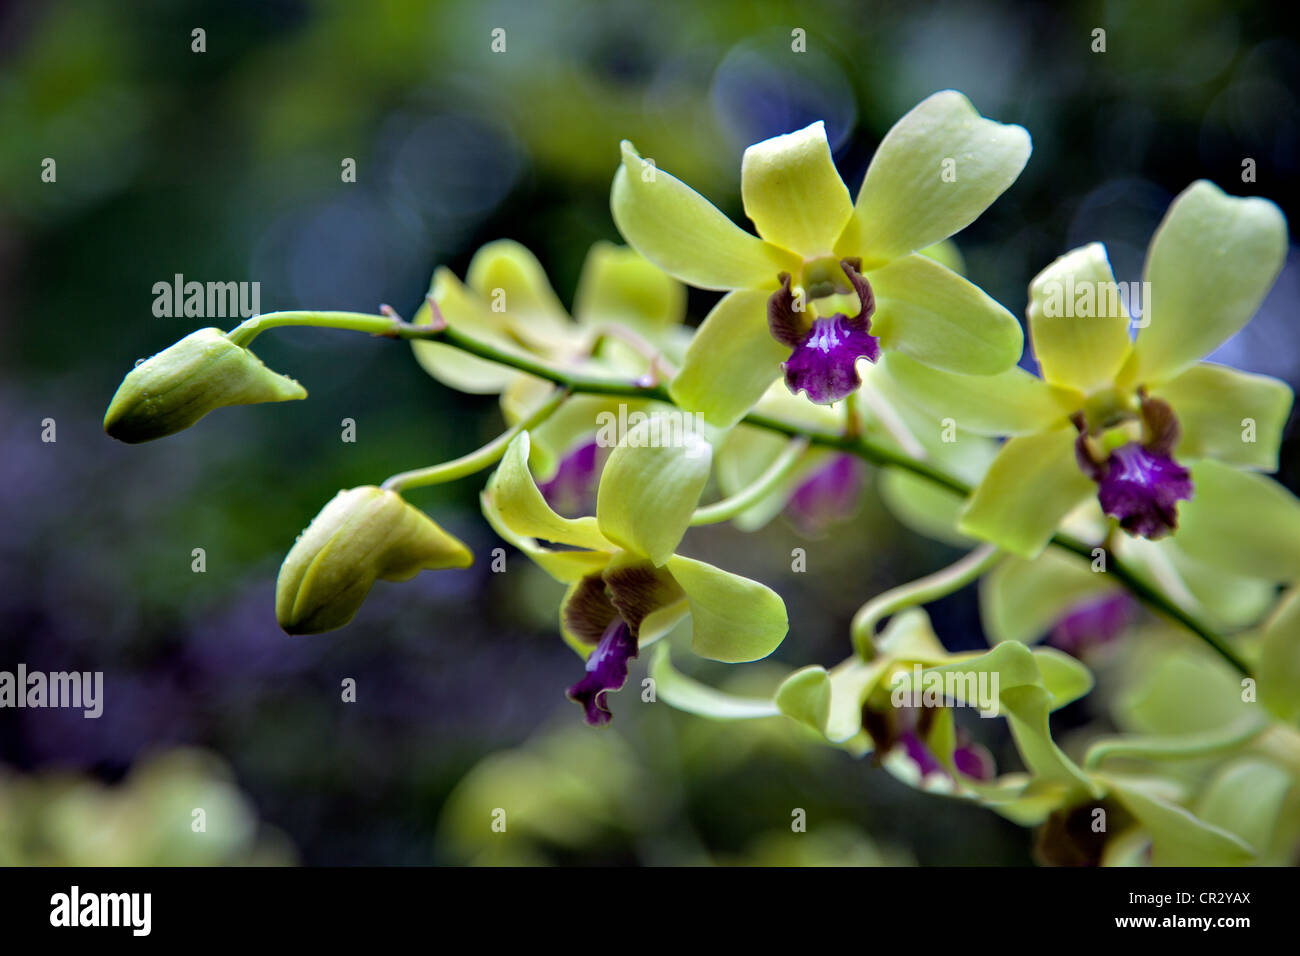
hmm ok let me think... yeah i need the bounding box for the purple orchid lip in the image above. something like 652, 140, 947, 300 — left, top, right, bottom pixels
952, 737, 996, 782
567, 618, 637, 727
902, 724, 995, 782
561, 562, 684, 726
768, 259, 881, 405
1073, 396, 1194, 540
539, 438, 602, 517
1049, 592, 1135, 657
901, 730, 948, 779
864, 703, 995, 782
1095, 442, 1194, 538
785, 453, 865, 536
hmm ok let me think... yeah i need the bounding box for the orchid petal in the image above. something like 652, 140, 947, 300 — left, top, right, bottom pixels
870, 253, 1023, 375
881, 351, 1081, 436
1026, 243, 1134, 393
410, 269, 525, 394
1151, 363, 1293, 470
611, 141, 798, 291
981, 550, 1115, 645
1129, 180, 1287, 386
840, 91, 1030, 265
466, 239, 571, 337
669, 289, 784, 427
572, 240, 686, 332
481, 491, 610, 585
740, 121, 853, 256
959, 427, 1095, 558
595, 415, 712, 565
485, 433, 612, 551
665, 554, 788, 662
1173, 460, 1300, 581
649, 644, 781, 719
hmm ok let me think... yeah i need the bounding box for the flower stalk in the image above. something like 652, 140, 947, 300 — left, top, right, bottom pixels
851, 544, 1002, 659
690, 437, 809, 526
381, 386, 571, 492
216, 308, 1254, 677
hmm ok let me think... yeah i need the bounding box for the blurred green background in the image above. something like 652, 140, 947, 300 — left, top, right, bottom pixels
0, 0, 1296, 864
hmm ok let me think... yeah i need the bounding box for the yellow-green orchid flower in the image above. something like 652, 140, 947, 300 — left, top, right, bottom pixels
1067, 632, 1300, 866
482, 421, 788, 725
883, 180, 1293, 560
611, 90, 1030, 426
411, 238, 688, 392
775, 608, 1285, 865
412, 238, 690, 479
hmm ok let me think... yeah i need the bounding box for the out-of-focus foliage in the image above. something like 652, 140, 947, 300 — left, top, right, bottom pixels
437, 689, 914, 866
0, 749, 295, 865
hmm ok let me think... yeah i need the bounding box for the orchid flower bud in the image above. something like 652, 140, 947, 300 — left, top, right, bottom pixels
104, 328, 306, 443
276, 486, 473, 635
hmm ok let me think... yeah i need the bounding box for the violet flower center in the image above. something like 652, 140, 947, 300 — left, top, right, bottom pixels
566, 618, 636, 727
1074, 395, 1194, 540
768, 259, 880, 405
1095, 443, 1193, 539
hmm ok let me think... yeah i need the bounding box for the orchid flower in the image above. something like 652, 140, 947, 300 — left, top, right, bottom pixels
883, 180, 1292, 559
772, 608, 1278, 864
481, 421, 788, 725
764, 608, 1097, 805
611, 91, 1031, 425
411, 238, 687, 391
412, 239, 689, 478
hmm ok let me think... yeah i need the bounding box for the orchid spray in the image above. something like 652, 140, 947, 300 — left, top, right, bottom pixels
105, 92, 1300, 866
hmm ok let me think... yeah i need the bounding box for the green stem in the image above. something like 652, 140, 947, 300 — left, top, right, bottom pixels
381, 386, 571, 492
223, 310, 1253, 677
226, 311, 407, 348
1083, 720, 1267, 770
582, 323, 678, 381
851, 544, 1002, 659
1049, 532, 1252, 675
690, 438, 809, 526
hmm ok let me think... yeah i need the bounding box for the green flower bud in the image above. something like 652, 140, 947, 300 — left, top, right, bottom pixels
276, 486, 474, 635
104, 328, 307, 443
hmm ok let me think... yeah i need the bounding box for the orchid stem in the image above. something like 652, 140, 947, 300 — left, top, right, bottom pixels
380, 386, 571, 493
220, 311, 1254, 678
582, 323, 678, 383
1083, 720, 1268, 770
226, 311, 405, 348
690, 437, 809, 526
851, 544, 1002, 660
1050, 532, 1252, 675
